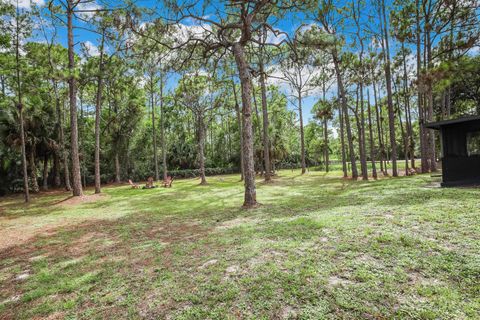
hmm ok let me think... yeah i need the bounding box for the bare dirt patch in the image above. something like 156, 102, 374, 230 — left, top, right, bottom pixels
1, 223, 62, 251
216, 216, 262, 230
54, 193, 109, 207
328, 276, 354, 287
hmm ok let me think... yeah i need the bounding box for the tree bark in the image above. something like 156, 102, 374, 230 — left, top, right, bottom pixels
333, 50, 358, 179
259, 55, 271, 181
94, 32, 105, 194
359, 84, 368, 180
232, 76, 244, 181
58, 94, 71, 190
160, 72, 168, 181
18, 105, 30, 201
394, 81, 410, 175
115, 152, 121, 183
29, 147, 39, 193
338, 96, 348, 178
150, 73, 159, 181
367, 90, 377, 179
14, 4, 29, 202
42, 153, 49, 191
425, 23, 437, 172
371, 73, 386, 175
298, 89, 307, 174
416, 0, 428, 173
53, 152, 61, 187
323, 117, 329, 172
233, 43, 257, 208
380, 0, 398, 177
401, 41, 415, 170
252, 86, 264, 175
67, 0, 83, 196
197, 113, 207, 185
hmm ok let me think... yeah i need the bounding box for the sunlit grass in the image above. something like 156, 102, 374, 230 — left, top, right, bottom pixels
1, 170, 479, 319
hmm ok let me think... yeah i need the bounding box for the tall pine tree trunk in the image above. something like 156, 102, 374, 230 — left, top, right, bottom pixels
150, 75, 159, 181
15, 5, 29, 202
259, 57, 271, 181
252, 86, 264, 175
321, 78, 329, 172
333, 51, 358, 179
359, 84, 368, 180
401, 41, 415, 169
197, 114, 207, 185
160, 74, 168, 181
394, 81, 410, 175
338, 97, 348, 178
426, 29, 437, 172
416, 0, 428, 173
42, 153, 49, 191
371, 73, 385, 175
94, 32, 105, 194
58, 95, 71, 190
18, 105, 29, 201
367, 90, 377, 179
233, 43, 257, 208
67, 0, 83, 196
53, 152, 61, 187
29, 147, 39, 193
232, 77, 244, 181
323, 117, 329, 172
115, 152, 121, 183
298, 89, 306, 174
380, 0, 398, 177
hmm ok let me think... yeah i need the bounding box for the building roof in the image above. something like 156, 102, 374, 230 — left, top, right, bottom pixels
425, 115, 480, 130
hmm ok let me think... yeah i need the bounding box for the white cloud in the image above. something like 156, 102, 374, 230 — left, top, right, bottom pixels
4, 0, 45, 10
265, 29, 286, 45
468, 45, 479, 56
82, 40, 100, 57
76, 0, 102, 19
171, 22, 213, 45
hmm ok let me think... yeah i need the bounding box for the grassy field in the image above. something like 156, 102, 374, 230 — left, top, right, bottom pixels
0, 170, 479, 319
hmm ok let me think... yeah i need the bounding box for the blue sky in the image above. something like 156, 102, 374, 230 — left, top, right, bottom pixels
22, 0, 334, 124
16, 0, 408, 126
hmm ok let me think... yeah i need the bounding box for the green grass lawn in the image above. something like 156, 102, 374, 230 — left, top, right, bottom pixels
1, 170, 479, 319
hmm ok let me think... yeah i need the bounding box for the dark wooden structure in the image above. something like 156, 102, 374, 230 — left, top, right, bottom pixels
426, 116, 480, 186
